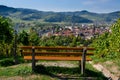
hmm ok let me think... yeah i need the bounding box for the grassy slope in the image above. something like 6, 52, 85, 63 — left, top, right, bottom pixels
0, 59, 107, 80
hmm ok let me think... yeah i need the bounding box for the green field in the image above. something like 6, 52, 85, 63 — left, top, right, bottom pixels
0, 58, 107, 80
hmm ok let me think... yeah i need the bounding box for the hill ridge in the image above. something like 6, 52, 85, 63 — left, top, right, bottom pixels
0, 5, 120, 23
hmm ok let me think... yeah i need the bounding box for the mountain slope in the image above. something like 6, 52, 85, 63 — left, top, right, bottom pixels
0, 5, 120, 23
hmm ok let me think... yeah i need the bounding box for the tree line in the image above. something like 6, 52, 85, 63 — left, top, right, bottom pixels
1, 15, 120, 64
0, 16, 92, 58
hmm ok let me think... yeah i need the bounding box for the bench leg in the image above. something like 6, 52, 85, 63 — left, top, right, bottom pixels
81, 59, 85, 76
32, 59, 36, 72
32, 47, 36, 72
79, 61, 81, 69
81, 47, 87, 76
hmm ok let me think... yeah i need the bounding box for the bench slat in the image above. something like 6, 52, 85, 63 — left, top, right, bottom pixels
20, 46, 95, 50
24, 56, 92, 61
22, 52, 94, 55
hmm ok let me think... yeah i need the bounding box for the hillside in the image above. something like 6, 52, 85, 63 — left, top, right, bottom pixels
0, 5, 120, 23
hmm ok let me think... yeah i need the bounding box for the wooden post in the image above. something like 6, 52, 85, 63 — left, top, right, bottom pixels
20, 50, 23, 56
32, 47, 35, 72
13, 30, 18, 64
81, 47, 87, 76
79, 61, 81, 70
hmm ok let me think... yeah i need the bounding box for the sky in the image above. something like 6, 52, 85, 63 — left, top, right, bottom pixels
0, 0, 120, 13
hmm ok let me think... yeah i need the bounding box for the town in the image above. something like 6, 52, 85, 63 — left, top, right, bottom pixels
37, 24, 111, 39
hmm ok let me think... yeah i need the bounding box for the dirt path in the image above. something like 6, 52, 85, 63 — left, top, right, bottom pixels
37, 61, 78, 67
89, 61, 120, 80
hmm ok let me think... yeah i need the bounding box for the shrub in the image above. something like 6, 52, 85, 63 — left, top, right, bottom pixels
0, 58, 15, 67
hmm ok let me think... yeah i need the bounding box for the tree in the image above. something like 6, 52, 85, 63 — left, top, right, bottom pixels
0, 16, 13, 43
18, 30, 29, 45
70, 37, 77, 47
29, 29, 40, 46
109, 19, 120, 50
92, 19, 120, 60
0, 16, 13, 57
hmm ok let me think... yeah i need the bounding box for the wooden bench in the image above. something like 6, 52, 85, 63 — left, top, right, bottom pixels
20, 46, 94, 75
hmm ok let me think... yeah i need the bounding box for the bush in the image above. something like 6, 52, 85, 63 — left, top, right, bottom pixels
17, 57, 25, 63
0, 58, 15, 67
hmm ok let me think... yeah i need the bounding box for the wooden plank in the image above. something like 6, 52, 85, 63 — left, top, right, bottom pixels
20, 46, 83, 50
86, 47, 95, 50
24, 56, 92, 61
35, 47, 84, 50
22, 52, 94, 55
20, 46, 95, 50
20, 46, 33, 49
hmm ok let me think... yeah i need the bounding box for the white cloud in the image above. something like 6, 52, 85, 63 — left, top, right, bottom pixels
82, 0, 111, 5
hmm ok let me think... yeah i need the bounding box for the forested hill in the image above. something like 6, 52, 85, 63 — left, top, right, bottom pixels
0, 5, 120, 23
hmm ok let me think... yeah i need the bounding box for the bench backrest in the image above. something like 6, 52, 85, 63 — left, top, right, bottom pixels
20, 46, 94, 61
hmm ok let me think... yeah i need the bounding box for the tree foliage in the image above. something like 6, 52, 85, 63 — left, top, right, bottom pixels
92, 19, 120, 60
29, 31, 40, 46
0, 16, 13, 43
38, 35, 85, 47
0, 16, 13, 57
18, 30, 29, 45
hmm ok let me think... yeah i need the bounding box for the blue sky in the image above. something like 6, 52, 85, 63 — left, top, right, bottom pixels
0, 0, 120, 13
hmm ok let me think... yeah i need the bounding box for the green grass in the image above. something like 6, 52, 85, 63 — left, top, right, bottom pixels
0, 64, 57, 80
0, 59, 107, 80
0, 64, 30, 76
